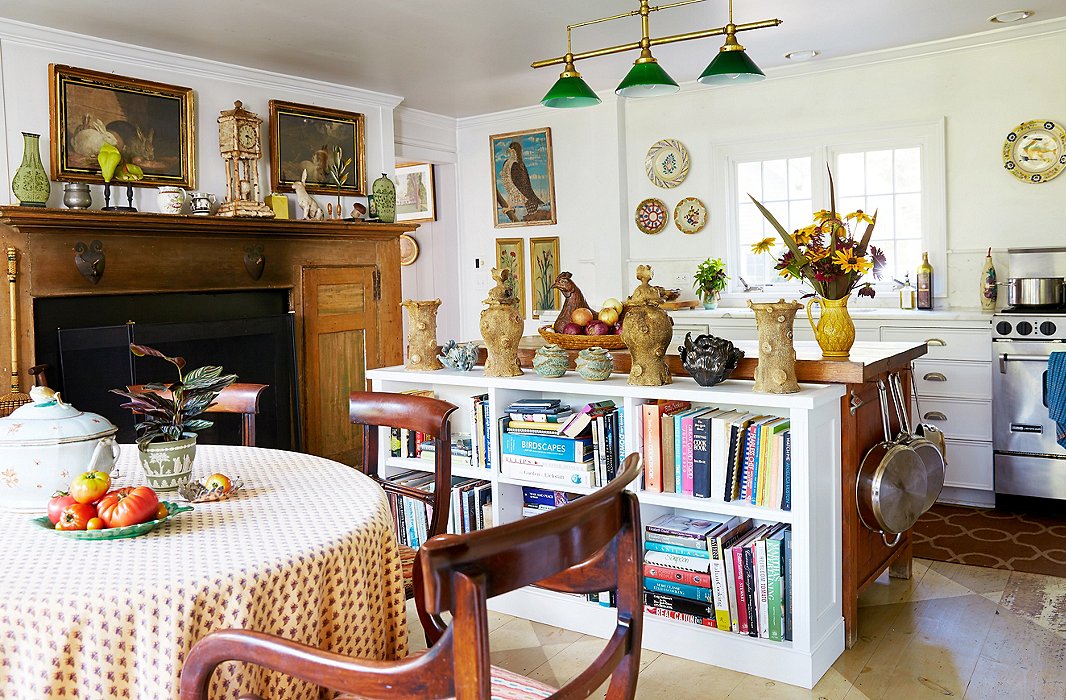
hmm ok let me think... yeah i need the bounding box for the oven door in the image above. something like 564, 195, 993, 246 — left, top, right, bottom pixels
993, 339, 1066, 457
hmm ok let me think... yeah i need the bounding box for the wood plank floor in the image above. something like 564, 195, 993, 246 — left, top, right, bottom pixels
405, 558, 1066, 699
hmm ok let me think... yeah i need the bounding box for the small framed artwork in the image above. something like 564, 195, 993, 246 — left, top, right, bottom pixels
495, 237, 526, 319
395, 162, 436, 223
268, 100, 366, 196
48, 64, 196, 188
490, 127, 557, 228
529, 236, 561, 319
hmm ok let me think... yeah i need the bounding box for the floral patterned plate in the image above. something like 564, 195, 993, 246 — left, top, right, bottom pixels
673, 197, 707, 234
1002, 119, 1066, 183
31, 502, 193, 540
635, 198, 668, 235
645, 139, 690, 188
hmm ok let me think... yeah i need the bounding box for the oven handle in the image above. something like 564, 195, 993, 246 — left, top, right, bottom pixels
998, 353, 1051, 373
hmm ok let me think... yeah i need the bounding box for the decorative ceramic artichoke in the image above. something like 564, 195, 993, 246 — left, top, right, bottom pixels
437, 340, 480, 372
678, 332, 745, 387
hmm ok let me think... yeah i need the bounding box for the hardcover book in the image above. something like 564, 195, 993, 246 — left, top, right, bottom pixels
644, 549, 711, 573
501, 432, 592, 463
644, 577, 713, 603
645, 513, 722, 541
643, 591, 716, 620
644, 562, 713, 588
708, 516, 752, 630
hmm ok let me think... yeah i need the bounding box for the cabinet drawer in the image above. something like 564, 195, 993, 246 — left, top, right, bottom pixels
912, 360, 992, 400
942, 439, 993, 491
880, 326, 991, 361
910, 397, 992, 441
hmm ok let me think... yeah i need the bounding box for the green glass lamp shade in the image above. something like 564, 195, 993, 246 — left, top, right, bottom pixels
615, 59, 679, 98
541, 74, 601, 108
697, 48, 766, 85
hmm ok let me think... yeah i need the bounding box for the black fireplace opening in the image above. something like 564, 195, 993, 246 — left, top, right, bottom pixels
34, 291, 299, 450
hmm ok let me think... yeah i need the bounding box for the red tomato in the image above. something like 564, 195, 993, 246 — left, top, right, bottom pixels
69, 471, 111, 504
204, 473, 232, 493
86, 518, 105, 530
97, 486, 159, 528
47, 491, 78, 524
55, 502, 97, 530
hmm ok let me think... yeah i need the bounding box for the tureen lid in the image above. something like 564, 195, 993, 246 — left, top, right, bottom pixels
0, 387, 117, 445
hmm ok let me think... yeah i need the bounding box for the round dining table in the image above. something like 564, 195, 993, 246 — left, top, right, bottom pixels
0, 445, 409, 699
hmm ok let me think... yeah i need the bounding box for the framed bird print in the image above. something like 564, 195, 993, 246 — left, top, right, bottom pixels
490, 127, 557, 228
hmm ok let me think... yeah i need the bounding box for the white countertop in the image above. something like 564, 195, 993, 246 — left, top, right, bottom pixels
541, 307, 993, 323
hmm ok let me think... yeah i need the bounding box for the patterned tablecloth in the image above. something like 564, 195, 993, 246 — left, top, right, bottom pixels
0, 445, 409, 699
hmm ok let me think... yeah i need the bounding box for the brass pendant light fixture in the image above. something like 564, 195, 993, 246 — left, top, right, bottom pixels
533, 0, 782, 108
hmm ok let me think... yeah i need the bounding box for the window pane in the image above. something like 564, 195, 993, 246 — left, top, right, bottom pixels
836, 153, 864, 196
894, 148, 921, 192
763, 159, 788, 201
865, 150, 893, 195
789, 157, 812, 198
838, 196, 865, 216
895, 193, 922, 238
867, 194, 895, 236
789, 200, 812, 231
894, 239, 923, 282
738, 202, 764, 242
737, 162, 762, 201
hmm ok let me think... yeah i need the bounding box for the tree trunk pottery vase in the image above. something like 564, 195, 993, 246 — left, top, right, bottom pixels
532, 343, 570, 378
11, 133, 50, 207
749, 299, 802, 394
678, 332, 744, 387
576, 347, 613, 381
402, 298, 444, 371
480, 267, 523, 377
372, 173, 396, 224
138, 435, 197, 491
437, 340, 480, 372
620, 265, 673, 386
62, 182, 92, 209
805, 293, 855, 359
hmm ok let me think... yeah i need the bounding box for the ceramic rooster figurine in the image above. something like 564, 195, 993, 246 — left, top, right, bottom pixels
551, 271, 591, 332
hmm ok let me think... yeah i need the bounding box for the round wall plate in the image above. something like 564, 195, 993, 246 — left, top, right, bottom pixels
645, 139, 690, 188
399, 234, 419, 265
1003, 119, 1066, 183
635, 198, 668, 235
673, 197, 707, 234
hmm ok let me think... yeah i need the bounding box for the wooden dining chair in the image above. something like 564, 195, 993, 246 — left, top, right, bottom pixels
349, 390, 459, 598
125, 382, 268, 447
179, 452, 644, 700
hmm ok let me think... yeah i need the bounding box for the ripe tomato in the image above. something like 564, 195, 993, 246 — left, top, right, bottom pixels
97, 486, 159, 528
47, 491, 78, 524
204, 473, 232, 493
86, 518, 105, 530
69, 471, 111, 504
156, 503, 169, 520
55, 502, 97, 530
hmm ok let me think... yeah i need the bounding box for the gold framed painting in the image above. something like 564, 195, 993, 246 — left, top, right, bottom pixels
48, 64, 196, 188
395, 162, 436, 223
529, 236, 561, 319
491, 127, 557, 228
495, 237, 526, 319
268, 100, 366, 196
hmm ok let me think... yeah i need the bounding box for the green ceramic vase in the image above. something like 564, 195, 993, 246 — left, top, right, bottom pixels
372, 173, 396, 223
11, 133, 50, 207
138, 434, 197, 491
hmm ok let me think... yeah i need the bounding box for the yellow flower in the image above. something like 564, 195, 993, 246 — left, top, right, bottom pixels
806, 247, 829, 262
793, 225, 817, 244
813, 209, 834, 223
847, 210, 873, 225
751, 236, 776, 254
778, 267, 796, 280
832, 248, 873, 274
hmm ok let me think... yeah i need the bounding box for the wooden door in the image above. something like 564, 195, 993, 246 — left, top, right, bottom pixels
302, 265, 379, 465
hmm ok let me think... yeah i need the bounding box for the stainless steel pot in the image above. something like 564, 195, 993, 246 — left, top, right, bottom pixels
1004, 277, 1065, 307
889, 372, 945, 513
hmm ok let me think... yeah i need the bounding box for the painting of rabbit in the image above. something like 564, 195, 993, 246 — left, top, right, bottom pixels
49, 64, 195, 188
268, 100, 366, 196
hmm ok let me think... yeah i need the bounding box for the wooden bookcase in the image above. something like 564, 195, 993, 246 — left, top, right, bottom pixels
367, 366, 845, 689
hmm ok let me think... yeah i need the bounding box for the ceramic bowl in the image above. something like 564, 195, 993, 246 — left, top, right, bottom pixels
678, 332, 745, 387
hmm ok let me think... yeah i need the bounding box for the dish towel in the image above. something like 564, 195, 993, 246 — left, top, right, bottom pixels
1050, 351, 1066, 450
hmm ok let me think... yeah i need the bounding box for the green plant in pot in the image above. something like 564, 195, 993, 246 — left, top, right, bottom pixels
111, 344, 237, 491
693, 258, 729, 309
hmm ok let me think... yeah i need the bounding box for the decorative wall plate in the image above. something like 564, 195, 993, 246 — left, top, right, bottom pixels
399, 233, 419, 266
645, 139, 690, 188
1002, 119, 1066, 183
635, 198, 668, 235
673, 197, 707, 234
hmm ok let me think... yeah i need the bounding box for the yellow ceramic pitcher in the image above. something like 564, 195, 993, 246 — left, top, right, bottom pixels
806, 293, 855, 358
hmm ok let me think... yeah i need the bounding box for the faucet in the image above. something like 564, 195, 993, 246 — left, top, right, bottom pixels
738, 276, 764, 293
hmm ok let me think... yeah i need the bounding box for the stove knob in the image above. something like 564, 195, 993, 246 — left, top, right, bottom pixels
996, 321, 1012, 335
1016, 321, 1033, 336
1040, 321, 1057, 336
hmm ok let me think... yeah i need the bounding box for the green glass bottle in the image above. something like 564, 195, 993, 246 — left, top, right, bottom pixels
916, 252, 933, 310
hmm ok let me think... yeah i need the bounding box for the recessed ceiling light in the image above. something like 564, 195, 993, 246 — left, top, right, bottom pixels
989, 9, 1034, 23
784, 49, 820, 62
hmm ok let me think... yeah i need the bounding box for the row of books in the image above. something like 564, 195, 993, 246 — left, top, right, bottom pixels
642, 401, 792, 510
642, 513, 793, 642
384, 470, 493, 547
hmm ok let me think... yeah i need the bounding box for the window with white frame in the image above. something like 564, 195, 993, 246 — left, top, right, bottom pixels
735, 157, 812, 289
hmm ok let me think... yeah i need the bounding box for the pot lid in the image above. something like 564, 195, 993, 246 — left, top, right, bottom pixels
0, 387, 117, 445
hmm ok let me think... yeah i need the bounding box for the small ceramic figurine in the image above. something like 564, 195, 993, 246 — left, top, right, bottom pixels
438, 340, 480, 372
678, 333, 745, 387
402, 299, 444, 371
551, 272, 593, 333
620, 265, 673, 386
576, 347, 613, 381
480, 268, 523, 377
293, 169, 324, 220
532, 344, 570, 378
748, 299, 802, 394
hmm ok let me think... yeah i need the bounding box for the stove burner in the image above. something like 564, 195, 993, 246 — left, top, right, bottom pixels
1000, 304, 1066, 314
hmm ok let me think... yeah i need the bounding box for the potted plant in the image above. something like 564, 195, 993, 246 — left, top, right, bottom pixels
111, 344, 237, 491
693, 258, 729, 309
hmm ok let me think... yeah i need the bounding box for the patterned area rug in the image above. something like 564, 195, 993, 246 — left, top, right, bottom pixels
913, 504, 1066, 576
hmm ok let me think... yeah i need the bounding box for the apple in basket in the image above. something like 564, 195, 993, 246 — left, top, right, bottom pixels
562, 323, 583, 335
570, 307, 594, 327
586, 320, 611, 335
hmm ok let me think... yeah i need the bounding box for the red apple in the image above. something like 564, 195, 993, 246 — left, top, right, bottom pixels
613, 322, 624, 335
562, 323, 583, 335
586, 320, 610, 335
571, 307, 594, 327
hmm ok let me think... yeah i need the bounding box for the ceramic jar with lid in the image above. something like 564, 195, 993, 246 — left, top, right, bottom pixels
0, 387, 120, 512
576, 347, 613, 381
533, 344, 570, 378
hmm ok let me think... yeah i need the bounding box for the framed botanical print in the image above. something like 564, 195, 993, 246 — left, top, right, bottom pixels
490, 127, 557, 228
48, 64, 196, 188
268, 100, 366, 196
529, 237, 561, 319
395, 162, 436, 222
495, 237, 526, 319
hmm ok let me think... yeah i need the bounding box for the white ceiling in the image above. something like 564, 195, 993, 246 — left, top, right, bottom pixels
2, 1, 1064, 117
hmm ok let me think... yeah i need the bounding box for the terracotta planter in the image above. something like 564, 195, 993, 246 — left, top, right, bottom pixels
138, 434, 197, 491
806, 293, 855, 358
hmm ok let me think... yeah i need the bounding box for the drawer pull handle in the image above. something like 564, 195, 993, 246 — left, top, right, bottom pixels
923, 411, 947, 421
923, 372, 947, 382
926, 338, 946, 347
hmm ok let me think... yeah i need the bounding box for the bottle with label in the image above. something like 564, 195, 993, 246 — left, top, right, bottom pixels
899, 273, 915, 310
916, 252, 933, 310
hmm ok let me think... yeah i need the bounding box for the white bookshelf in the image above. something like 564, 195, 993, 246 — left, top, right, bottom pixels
367, 366, 846, 689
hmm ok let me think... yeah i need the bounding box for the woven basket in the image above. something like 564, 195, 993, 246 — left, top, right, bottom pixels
538, 326, 627, 350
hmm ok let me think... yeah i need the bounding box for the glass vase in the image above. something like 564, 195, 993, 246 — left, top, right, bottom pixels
11, 133, 50, 207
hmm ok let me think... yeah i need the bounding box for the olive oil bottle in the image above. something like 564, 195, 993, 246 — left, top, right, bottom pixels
916, 252, 933, 310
